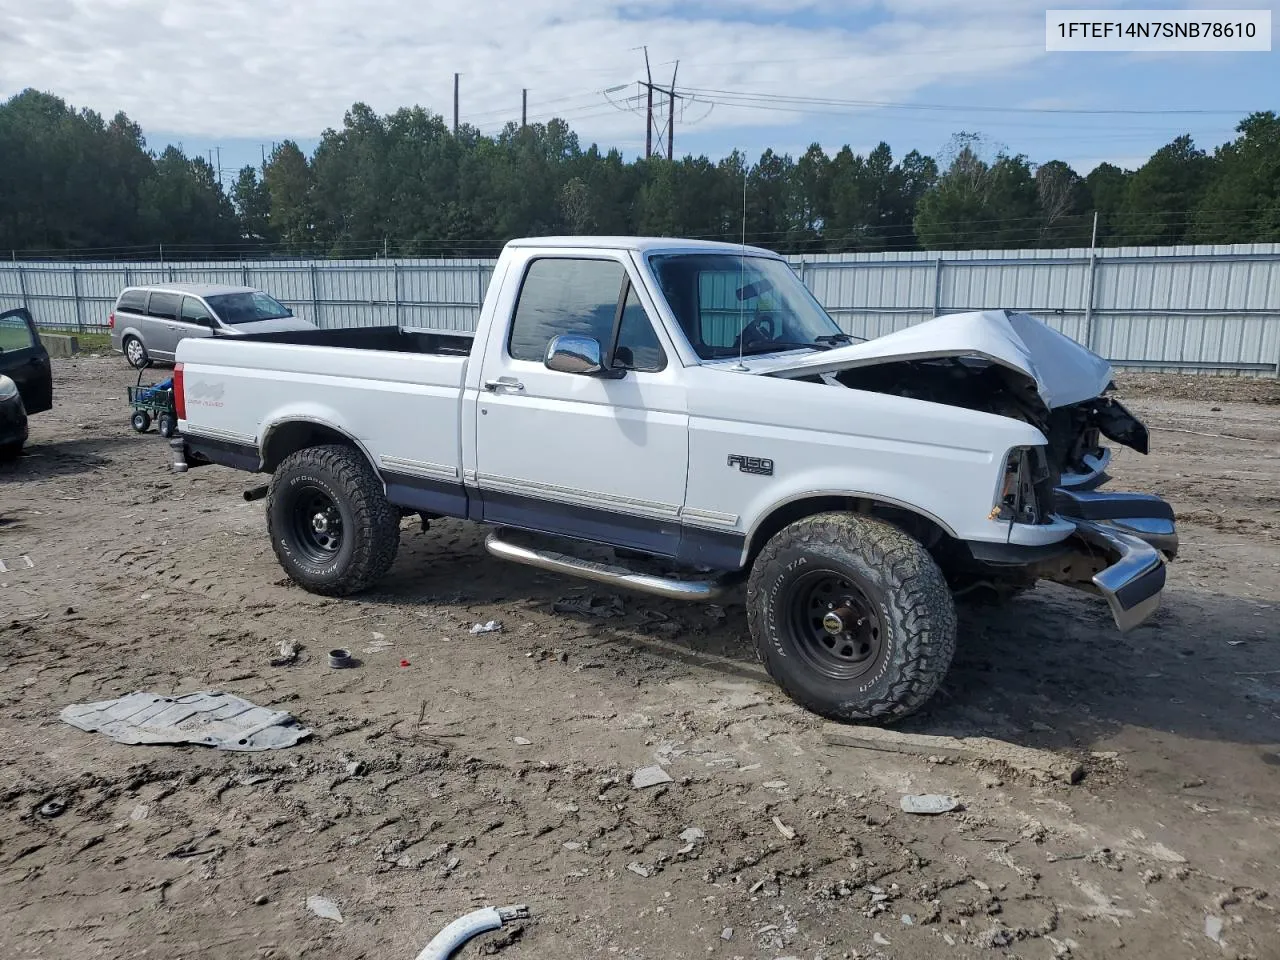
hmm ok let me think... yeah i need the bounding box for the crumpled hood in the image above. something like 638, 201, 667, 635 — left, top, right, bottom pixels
731, 310, 1114, 409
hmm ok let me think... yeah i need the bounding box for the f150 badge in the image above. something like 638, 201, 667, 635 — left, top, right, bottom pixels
728, 454, 774, 476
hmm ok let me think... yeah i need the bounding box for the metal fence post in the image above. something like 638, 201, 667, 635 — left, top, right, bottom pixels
933, 257, 943, 317
393, 262, 401, 329
243, 263, 251, 287
71, 265, 84, 332
309, 261, 321, 327
16, 263, 30, 313
1083, 250, 1098, 351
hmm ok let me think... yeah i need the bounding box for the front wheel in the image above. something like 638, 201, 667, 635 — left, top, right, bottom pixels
267, 444, 400, 596
746, 512, 957, 724
157, 413, 177, 439
131, 410, 151, 433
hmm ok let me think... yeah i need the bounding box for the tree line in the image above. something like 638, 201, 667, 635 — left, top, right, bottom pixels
1, 88, 1277, 259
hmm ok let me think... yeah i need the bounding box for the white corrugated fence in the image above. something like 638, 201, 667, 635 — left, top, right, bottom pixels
1, 243, 1277, 375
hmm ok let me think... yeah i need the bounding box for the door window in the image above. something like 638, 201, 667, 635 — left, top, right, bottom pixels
180, 296, 214, 326
0, 311, 36, 352
612, 286, 666, 372
508, 258, 625, 363
146, 292, 181, 321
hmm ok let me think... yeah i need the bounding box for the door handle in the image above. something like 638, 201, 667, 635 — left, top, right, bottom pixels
483, 378, 525, 393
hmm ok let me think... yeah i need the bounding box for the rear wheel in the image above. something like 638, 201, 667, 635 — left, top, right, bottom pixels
124, 336, 149, 369
267, 444, 400, 596
157, 414, 177, 439
131, 410, 151, 433
746, 512, 957, 724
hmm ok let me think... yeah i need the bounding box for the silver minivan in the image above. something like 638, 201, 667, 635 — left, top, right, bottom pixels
109, 283, 317, 367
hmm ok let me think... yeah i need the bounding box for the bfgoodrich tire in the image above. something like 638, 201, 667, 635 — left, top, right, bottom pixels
267, 444, 400, 596
746, 512, 957, 724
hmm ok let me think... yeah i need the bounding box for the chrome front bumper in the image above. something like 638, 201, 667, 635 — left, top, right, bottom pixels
1044, 490, 1178, 632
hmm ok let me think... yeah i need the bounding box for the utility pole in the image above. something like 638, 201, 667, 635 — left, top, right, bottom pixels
667, 60, 679, 161
522, 88, 528, 128
216, 145, 222, 187
453, 73, 460, 134
644, 48, 653, 158
260, 143, 267, 177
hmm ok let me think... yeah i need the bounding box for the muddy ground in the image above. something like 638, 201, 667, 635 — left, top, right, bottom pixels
1, 358, 1277, 960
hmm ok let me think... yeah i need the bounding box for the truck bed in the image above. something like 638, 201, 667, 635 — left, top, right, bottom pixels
235, 324, 473, 357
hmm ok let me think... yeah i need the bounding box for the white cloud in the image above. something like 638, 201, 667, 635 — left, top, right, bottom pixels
0, 0, 1055, 144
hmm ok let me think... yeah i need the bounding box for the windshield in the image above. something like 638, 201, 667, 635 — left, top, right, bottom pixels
648, 253, 851, 360
204, 291, 293, 325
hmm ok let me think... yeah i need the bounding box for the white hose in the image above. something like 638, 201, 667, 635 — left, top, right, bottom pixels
414, 904, 529, 960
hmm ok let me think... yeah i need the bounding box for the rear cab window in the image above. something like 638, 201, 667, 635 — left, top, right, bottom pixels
508, 258, 667, 373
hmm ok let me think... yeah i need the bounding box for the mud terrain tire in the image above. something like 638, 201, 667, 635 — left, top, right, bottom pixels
746, 512, 957, 724
267, 444, 399, 596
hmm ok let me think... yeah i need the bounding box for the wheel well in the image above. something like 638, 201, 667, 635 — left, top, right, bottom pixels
261, 421, 371, 473
746, 496, 955, 565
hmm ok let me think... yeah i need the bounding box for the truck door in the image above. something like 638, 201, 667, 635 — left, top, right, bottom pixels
473, 254, 689, 556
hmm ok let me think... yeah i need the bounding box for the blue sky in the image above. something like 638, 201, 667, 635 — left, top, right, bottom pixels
2, 0, 1273, 189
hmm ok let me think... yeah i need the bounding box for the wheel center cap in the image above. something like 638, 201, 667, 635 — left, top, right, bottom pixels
822, 611, 845, 635
312, 513, 329, 533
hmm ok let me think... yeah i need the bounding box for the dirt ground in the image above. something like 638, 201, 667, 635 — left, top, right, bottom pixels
1, 357, 1277, 960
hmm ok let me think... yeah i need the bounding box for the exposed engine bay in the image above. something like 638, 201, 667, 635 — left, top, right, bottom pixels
830, 356, 1150, 481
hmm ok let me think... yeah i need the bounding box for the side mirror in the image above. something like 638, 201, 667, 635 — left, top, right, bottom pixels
544, 334, 622, 377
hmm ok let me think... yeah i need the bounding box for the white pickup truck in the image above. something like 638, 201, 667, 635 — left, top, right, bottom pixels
171, 236, 1177, 723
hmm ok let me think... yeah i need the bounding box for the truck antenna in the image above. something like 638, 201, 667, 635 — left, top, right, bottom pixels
731, 158, 749, 372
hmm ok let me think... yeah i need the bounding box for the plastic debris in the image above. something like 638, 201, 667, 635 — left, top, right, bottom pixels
38, 799, 66, 818
772, 816, 796, 840
307, 895, 343, 923
900, 794, 959, 815
873, 933, 892, 946
328, 648, 354, 669
679, 827, 705, 843
414, 905, 529, 960
631, 765, 673, 789
470, 620, 503, 635
721, 927, 733, 941
60, 690, 311, 751
1204, 915, 1224, 945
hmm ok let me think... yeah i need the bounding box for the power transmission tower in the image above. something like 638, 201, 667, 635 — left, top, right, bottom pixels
638, 48, 684, 160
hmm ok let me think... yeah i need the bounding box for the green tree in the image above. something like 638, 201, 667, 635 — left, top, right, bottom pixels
1190, 112, 1280, 243
232, 167, 273, 244
1118, 134, 1213, 244
264, 140, 316, 252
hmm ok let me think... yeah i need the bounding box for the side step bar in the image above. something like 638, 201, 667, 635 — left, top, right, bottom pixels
484, 531, 728, 602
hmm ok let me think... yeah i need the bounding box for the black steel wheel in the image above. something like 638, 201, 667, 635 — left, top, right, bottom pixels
288, 483, 345, 565
785, 570, 887, 682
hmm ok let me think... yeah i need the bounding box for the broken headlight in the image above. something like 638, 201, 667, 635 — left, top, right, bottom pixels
992, 446, 1053, 524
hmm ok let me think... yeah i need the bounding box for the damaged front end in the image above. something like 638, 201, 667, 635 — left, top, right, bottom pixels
762, 309, 1177, 631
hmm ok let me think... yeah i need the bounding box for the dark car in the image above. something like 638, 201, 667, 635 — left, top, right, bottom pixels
0, 308, 52, 458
